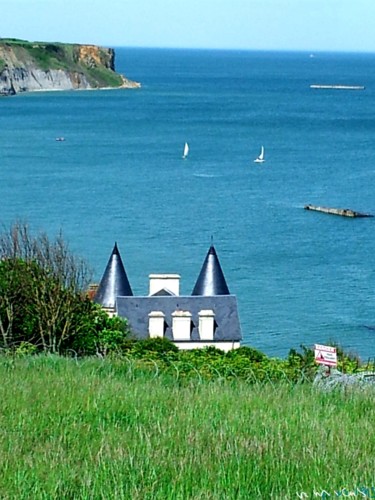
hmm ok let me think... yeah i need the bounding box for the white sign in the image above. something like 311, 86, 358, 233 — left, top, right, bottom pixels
314, 344, 337, 367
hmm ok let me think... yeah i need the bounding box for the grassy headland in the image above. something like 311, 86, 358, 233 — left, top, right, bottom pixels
0, 355, 374, 499
0, 38, 136, 91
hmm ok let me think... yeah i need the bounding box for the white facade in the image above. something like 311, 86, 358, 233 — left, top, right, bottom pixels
174, 342, 241, 352
149, 274, 180, 296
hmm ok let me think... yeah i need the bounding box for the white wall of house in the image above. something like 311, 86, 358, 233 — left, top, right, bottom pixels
173, 342, 240, 352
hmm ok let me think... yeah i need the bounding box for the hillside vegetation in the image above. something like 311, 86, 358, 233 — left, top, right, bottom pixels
0, 38, 139, 94
0, 355, 374, 499
0, 222, 374, 497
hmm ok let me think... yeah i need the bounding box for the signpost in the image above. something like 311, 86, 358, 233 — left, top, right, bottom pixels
314, 344, 337, 368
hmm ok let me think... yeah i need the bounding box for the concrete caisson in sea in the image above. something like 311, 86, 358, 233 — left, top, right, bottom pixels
310, 84, 365, 90
304, 204, 373, 218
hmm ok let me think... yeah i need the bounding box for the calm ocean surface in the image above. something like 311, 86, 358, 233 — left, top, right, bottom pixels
1, 48, 375, 358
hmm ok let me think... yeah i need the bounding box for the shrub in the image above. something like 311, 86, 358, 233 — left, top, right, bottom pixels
70, 304, 131, 356
0, 222, 92, 353
130, 337, 179, 359
225, 346, 267, 362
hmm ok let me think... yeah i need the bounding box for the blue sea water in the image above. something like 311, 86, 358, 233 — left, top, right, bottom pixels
1, 48, 375, 359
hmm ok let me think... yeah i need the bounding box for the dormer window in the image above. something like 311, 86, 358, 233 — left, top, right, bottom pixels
148, 311, 166, 338
198, 309, 216, 340
171, 310, 192, 340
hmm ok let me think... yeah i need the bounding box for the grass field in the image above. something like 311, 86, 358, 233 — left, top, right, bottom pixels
0, 355, 374, 499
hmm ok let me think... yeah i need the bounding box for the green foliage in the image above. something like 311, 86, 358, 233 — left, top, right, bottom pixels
0, 254, 88, 352
93, 339, 372, 384
0, 224, 150, 358
70, 304, 131, 356
0, 258, 38, 347
332, 342, 362, 373
14, 341, 37, 356
0, 356, 375, 498
287, 343, 363, 380
226, 345, 267, 362
129, 337, 179, 364
85, 65, 123, 87
0, 39, 125, 88
286, 344, 317, 381
0, 38, 30, 44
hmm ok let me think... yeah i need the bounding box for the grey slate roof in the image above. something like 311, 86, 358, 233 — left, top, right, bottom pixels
192, 245, 230, 296
94, 243, 133, 308
116, 295, 242, 342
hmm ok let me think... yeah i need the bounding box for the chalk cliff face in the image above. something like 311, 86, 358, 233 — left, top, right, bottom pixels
0, 40, 140, 96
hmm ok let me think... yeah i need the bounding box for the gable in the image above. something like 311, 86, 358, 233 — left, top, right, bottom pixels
151, 288, 175, 297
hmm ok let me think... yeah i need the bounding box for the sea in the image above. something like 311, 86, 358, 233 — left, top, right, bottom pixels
1, 48, 375, 359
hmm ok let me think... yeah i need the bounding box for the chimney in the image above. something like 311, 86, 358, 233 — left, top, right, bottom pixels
171, 310, 192, 340
149, 274, 180, 296
198, 309, 215, 341
148, 311, 165, 338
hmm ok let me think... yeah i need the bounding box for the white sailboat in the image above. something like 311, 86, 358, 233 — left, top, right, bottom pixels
254, 145, 265, 163
182, 142, 189, 159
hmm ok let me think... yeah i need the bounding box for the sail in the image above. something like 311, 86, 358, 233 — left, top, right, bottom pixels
254, 145, 265, 163
183, 142, 189, 158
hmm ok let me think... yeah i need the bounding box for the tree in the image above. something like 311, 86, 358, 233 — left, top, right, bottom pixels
70, 303, 132, 356
0, 222, 93, 353
0, 259, 37, 348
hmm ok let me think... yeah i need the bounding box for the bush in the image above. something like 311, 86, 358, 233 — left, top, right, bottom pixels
0, 222, 92, 353
225, 346, 267, 362
0, 223, 133, 357
70, 304, 131, 356
130, 337, 179, 359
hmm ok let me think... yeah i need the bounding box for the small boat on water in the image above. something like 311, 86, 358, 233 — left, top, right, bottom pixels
254, 146, 265, 163
182, 142, 189, 159
55, 137, 65, 142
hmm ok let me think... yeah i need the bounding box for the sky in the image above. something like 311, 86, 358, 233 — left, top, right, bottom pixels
2, 0, 375, 53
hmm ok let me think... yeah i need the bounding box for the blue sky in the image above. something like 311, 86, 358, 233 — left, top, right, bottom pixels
3, 0, 375, 53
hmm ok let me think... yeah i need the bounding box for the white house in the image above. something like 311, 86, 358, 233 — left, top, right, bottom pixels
94, 243, 242, 351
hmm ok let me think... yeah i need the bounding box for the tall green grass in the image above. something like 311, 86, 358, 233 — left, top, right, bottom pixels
0, 355, 374, 498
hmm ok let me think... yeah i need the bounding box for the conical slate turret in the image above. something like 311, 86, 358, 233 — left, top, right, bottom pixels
94, 243, 133, 308
192, 245, 230, 296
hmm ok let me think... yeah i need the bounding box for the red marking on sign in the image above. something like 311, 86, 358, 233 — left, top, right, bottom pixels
314, 344, 337, 367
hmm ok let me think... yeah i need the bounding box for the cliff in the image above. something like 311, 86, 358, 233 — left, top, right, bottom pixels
0, 39, 140, 96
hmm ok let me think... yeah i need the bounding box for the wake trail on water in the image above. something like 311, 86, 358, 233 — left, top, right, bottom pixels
192, 173, 222, 178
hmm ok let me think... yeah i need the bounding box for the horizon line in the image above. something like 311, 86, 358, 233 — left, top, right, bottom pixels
3, 37, 375, 56
110, 45, 375, 56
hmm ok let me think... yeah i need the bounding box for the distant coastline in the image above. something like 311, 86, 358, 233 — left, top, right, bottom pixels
0, 38, 140, 96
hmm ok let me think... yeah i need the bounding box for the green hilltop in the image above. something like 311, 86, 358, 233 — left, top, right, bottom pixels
0, 38, 139, 94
